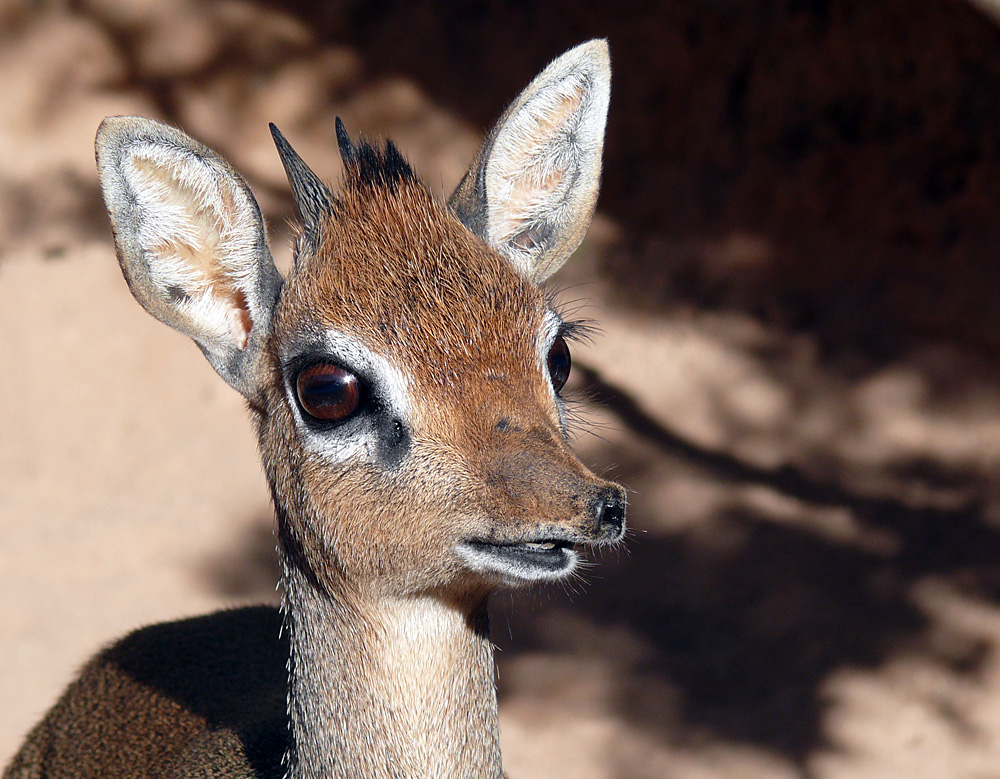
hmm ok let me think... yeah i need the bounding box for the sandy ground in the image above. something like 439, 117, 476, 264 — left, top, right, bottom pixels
6, 1, 1000, 777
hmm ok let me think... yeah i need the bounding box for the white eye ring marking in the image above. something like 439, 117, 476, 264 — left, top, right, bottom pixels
537, 309, 563, 379
537, 309, 570, 427
282, 329, 413, 465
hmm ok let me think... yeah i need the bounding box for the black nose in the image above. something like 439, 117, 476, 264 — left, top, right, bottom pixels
593, 487, 626, 538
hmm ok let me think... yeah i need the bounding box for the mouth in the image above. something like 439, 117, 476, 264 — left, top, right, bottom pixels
457, 537, 580, 583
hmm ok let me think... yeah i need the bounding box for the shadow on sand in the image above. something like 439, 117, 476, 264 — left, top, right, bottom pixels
73, 0, 1000, 770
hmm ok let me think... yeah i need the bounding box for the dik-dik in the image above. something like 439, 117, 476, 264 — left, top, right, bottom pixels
5, 40, 625, 779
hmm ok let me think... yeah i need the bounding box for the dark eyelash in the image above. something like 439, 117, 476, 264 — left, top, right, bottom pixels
545, 288, 601, 345
558, 317, 599, 344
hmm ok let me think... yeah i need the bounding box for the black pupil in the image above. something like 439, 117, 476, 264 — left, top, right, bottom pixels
547, 335, 571, 393
296, 364, 361, 422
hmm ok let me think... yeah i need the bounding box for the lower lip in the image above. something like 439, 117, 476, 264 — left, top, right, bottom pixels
462, 539, 578, 576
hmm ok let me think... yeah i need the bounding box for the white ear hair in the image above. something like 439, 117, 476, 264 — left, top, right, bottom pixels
449, 40, 611, 282
96, 116, 282, 399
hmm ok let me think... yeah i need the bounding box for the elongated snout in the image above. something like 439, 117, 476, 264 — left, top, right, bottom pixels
457, 461, 626, 584
484, 422, 625, 532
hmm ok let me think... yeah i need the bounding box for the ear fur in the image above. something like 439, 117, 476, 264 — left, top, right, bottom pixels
95, 116, 282, 399
449, 39, 611, 282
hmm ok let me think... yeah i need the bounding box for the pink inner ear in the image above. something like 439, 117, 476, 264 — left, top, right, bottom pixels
228, 306, 252, 350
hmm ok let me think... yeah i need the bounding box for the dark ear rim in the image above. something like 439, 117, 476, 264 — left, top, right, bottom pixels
96, 115, 283, 401
447, 39, 611, 283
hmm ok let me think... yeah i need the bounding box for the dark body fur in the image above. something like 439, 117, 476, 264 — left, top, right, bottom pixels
5, 608, 288, 779
5, 41, 617, 779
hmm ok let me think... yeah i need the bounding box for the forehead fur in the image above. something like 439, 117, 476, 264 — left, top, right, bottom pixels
278, 141, 548, 392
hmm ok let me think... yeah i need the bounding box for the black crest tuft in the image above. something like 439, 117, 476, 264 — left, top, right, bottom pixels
335, 117, 415, 189
335, 117, 357, 166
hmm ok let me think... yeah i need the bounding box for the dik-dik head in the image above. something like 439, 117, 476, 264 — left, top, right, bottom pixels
95, 41, 625, 599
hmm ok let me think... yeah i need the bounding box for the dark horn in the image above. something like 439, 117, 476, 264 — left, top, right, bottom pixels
269, 123, 333, 238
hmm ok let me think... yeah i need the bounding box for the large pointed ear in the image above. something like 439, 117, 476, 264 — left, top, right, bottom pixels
95, 116, 283, 400
448, 39, 611, 283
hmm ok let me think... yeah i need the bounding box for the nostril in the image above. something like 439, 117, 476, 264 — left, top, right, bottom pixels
593, 488, 626, 534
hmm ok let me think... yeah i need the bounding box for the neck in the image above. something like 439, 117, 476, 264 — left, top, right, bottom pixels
280, 562, 503, 779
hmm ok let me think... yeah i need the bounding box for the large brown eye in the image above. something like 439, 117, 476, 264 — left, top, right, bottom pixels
547, 335, 572, 394
296, 363, 362, 422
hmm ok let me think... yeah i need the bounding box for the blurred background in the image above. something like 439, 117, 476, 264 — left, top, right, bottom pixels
4, 0, 1000, 776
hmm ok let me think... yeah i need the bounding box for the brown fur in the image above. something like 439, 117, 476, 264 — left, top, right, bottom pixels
5, 607, 287, 779
266, 174, 599, 596
6, 40, 618, 779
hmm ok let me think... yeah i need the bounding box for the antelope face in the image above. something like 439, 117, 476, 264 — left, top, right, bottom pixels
262, 160, 624, 594
95, 40, 621, 600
